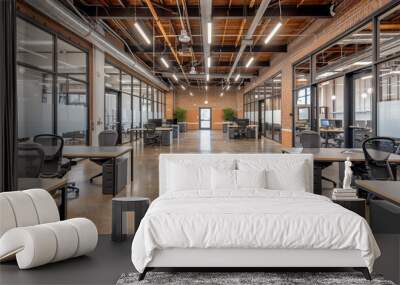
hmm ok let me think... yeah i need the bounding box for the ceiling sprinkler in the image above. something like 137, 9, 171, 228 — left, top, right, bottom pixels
179, 29, 191, 43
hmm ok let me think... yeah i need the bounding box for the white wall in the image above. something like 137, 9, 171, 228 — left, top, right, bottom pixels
91, 47, 105, 146
378, 100, 400, 138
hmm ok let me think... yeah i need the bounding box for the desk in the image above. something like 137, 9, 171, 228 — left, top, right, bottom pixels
228, 124, 258, 140
64, 146, 133, 196
17, 178, 68, 220
282, 147, 400, 194
163, 124, 179, 139
355, 180, 400, 207
319, 128, 344, 147
247, 124, 258, 139
155, 127, 173, 145
177, 122, 187, 133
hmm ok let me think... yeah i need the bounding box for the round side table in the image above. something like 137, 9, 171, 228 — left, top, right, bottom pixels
112, 197, 150, 242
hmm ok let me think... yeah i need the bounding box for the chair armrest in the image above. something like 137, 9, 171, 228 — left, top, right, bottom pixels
0, 218, 97, 269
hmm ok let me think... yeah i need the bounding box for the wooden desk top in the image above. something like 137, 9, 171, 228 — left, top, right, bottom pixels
319, 128, 344, 133
283, 147, 400, 163
156, 127, 173, 131
17, 178, 67, 194
63, 146, 132, 159
356, 180, 400, 206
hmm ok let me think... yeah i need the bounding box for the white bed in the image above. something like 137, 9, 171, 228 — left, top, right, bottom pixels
131, 154, 380, 280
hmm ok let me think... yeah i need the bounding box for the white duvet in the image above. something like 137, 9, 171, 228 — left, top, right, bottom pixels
131, 190, 380, 273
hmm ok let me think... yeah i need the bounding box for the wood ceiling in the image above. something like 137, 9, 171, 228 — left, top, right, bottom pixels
70, 0, 346, 87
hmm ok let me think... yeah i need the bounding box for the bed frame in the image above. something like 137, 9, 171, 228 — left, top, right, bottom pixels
138, 154, 372, 281
139, 248, 371, 280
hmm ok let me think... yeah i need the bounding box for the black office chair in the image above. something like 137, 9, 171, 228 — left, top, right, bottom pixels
17, 142, 45, 178
300, 130, 337, 188
89, 130, 118, 183
362, 137, 396, 180
34, 134, 80, 194
143, 123, 161, 145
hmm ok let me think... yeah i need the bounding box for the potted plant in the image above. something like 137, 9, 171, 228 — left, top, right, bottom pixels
174, 107, 187, 122
222, 108, 235, 122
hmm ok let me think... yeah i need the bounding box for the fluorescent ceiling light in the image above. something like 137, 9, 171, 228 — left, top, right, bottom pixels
360, 75, 373, 80
205, 85, 208, 91
134, 22, 151, 45
206, 73, 210, 81
226, 85, 231, 90
234, 74, 240, 82
245, 57, 254, 68
352, 61, 372, 66
207, 56, 211, 68
180, 85, 186, 90
172, 73, 178, 82
320, 81, 330, 86
160, 57, 169, 68
264, 22, 282, 45
207, 22, 212, 44
331, 95, 336, 100
297, 78, 307, 82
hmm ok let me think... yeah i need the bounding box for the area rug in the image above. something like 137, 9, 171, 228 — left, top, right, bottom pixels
116, 271, 395, 285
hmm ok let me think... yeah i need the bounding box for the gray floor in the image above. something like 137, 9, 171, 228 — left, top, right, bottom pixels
0, 235, 133, 285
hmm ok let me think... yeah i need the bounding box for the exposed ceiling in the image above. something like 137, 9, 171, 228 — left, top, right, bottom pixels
68, 0, 346, 89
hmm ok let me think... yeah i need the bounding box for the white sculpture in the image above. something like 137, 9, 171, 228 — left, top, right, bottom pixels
343, 157, 353, 190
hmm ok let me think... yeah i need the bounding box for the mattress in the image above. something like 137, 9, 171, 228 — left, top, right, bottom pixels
131, 190, 380, 273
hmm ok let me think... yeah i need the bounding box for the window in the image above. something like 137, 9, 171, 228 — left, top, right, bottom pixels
379, 5, 400, 59
314, 22, 373, 80
17, 18, 53, 71
17, 18, 88, 145
318, 77, 345, 125
17, 66, 53, 139
294, 87, 311, 146
378, 59, 400, 138
105, 63, 120, 90
294, 58, 311, 88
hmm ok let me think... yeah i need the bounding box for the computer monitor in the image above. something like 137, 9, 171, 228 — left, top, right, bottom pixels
334, 120, 343, 128
148, 119, 162, 127
237, 119, 249, 127
320, 119, 330, 128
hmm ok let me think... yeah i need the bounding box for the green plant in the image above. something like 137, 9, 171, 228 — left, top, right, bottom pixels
174, 107, 187, 122
222, 108, 235, 121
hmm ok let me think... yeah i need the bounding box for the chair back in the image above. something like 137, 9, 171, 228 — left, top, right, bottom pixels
33, 134, 64, 176
98, 130, 118, 146
17, 143, 45, 178
362, 137, 395, 180
300, 130, 321, 148
144, 123, 156, 134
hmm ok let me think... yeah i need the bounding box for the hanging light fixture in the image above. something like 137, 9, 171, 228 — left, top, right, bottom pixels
160, 57, 169, 68
234, 74, 240, 82
181, 85, 186, 90
190, 92, 194, 96
245, 56, 254, 68
172, 73, 178, 82
220, 92, 224, 97
264, 22, 282, 45
207, 56, 211, 68
134, 22, 151, 45
226, 85, 231, 91
207, 22, 212, 44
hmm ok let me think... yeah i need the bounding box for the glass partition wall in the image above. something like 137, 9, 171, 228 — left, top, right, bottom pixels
244, 73, 282, 142
17, 17, 88, 145
292, 2, 400, 147
104, 62, 166, 143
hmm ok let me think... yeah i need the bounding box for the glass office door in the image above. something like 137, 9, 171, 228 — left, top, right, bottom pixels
294, 87, 311, 146
105, 88, 121, 143
352, 70, 373, 147
199, 107, 212, 130
258, 100, 265, 138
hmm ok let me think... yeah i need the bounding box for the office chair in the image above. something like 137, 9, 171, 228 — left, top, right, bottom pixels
300, 130, 337, 188
17, 142, 45, 178
361, 137, 396, 180
143, 123, 161, 145
33, 134, 79, 194
89, 130, 118, 183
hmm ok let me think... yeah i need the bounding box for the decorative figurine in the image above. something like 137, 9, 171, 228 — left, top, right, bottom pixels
343, 157, 353, 190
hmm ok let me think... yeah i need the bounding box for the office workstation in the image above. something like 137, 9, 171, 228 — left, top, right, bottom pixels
2, 1, 400, 285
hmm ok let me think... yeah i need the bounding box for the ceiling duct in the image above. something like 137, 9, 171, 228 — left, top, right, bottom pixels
200, 0, 212, 77
226, 0, 272, 83
25, 0, 169, 91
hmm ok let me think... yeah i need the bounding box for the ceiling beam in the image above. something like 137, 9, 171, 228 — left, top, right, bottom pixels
126, 44, 287, 53
159, 72, 256, 80
76, 4, 333, 20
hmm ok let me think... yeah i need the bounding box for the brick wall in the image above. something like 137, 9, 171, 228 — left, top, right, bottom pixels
240, 0, 391, 146
175, 87, 239, 130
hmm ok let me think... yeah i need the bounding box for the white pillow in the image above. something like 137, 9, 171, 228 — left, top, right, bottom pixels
236, 169, 267, 189
265, 161, 307, 191
211, 168, 237, 190
168, 162, 211, 191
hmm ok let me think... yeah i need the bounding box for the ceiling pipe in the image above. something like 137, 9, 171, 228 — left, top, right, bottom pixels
25, 0, 169, 91
143, 0, 189, 84
226, 0, 272, 83
200, 0, 212, 79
